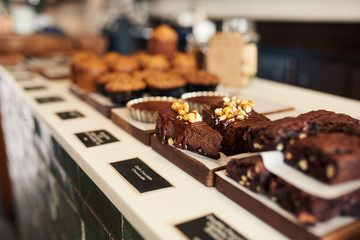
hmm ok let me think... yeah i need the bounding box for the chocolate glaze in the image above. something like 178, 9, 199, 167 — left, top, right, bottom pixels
158, 108, 206, 149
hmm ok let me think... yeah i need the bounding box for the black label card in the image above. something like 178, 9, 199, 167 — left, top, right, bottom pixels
35, 96, 64, 104
176, 213, 247, 240
111, 158, 173, 193
56, 111, 84, 120
24, 86, 47, 91
75, 130, 119, 147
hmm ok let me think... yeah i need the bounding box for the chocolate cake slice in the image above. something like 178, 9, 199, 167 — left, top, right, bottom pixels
284, 132, 360, 184
155, 102, 222, 159
202, 97, 270, 156
243, 117, 310, 153
297, 110, 360, 134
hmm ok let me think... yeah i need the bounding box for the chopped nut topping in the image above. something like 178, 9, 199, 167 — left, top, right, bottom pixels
215, 96, 254, 122
276, 143, 284, 151
285, 152, 293, 160
247, 169, 253, 179
253, 143, 263, 150
241, 175, 247, 182
171, 101, 202, 123
299, 133, 307, 139
167, 138, 174, 146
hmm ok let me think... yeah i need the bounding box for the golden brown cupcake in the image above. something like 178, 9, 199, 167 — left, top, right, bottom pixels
96, 72, 131, 95
103, 51, 120, 70
76, 57, 108, 91
111, 55, 139, 73
142, 54, 170, 71
131, 51, 150, 69
145, 71, 186, 98
70, 51, 97, 83
147, 25, 178, 60
183, 70, 220, 92
105, 74, 146, 104
171, 52, 197, 70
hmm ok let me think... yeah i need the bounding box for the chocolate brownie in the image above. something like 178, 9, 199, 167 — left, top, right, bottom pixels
155, 102, 222, 159
226, 155, 273, 193
297, 110, 360, 134
202, 97, 270, 156
243, 117, 310, 153
284, 133, 360, 184
226, 155, 360, 225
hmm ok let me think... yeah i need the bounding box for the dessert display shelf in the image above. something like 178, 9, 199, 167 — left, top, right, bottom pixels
1, 65, 360, 240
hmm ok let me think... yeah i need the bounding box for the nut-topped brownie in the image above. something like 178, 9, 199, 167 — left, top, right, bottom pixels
155, 101, 222, 159
202, 96, 270, 156
284, 132, 360, 184
226, 155, 360, 225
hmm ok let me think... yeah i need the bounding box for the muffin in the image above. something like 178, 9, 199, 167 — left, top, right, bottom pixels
145, 71, 186, 98
142, 54, 170, 71
105, 74, 146, 104
112, 55, 139, 73
96, 72, 131, 96
183, 70, 220, 92
103, 51, 120, 70
75, 57, 108, 91
147, 25, 178, 60
70, 51, 97, 83
127, 96, 177, 123
171, 52, 197, 70
131, 51, 150, 69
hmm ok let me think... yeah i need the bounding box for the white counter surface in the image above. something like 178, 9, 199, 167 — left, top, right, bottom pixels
1, 65, 360, 240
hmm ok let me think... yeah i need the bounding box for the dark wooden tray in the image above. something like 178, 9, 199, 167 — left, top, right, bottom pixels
69, 83, 91, 101
111, 108, 155, 145
151, 135, 229, 187
216, 170, 360, 240
86, 92, 121, 118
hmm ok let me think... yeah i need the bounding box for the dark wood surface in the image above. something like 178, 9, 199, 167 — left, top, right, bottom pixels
151, 135, 225, 187
216, 173, 360, 240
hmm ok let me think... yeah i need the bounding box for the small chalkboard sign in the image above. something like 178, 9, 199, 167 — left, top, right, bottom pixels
111, 158, 172, 193
75, 129, 119, 148
35, 96, 64, 104
56, 111, 84, 120
24, 86, 47, 91
176, 213, 247, 240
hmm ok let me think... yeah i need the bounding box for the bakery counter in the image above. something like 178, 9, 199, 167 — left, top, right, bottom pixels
1, 64, 360, 240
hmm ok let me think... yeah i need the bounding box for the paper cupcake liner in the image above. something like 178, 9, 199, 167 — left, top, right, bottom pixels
127, 96, 179, 123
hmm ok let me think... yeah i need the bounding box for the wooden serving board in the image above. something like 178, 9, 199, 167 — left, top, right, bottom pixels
111, 108, 154, 145
151, 135, 232, 187
216, 170, 360, 240
86, 92, 122, 118
69, 83, 91, 101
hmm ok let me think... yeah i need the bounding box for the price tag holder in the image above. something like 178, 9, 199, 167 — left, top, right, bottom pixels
111, 158, 173, 193
56, 111, 84, 120
35, 96, 64, 104
75, 129, 119, 148
176, 213, 247, 240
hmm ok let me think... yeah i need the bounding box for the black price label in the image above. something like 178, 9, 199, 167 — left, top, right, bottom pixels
56, 111, 84, 120
176, 213, 247, 240
75, 130, 119, 147
111, 158, 173, 193
24, 86, 47, 91
35, 96, 64, 104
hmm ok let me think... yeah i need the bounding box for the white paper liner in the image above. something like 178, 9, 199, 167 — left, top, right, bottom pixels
260, 151, 360, 199
126, 96, 178, 123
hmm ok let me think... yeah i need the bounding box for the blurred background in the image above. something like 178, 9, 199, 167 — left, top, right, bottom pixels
1, 0, 360, 239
